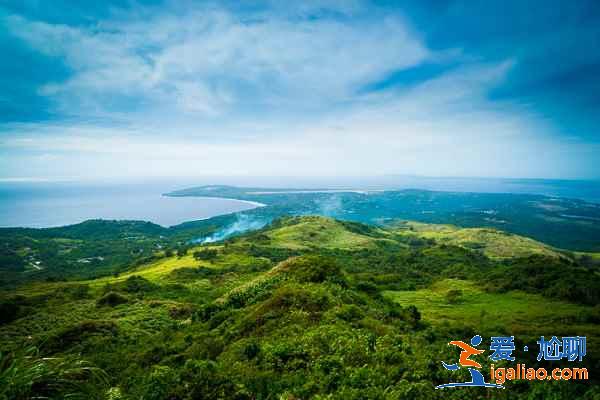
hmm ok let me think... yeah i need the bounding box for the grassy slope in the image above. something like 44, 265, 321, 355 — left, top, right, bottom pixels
12, 251, 206, 297
261, 218, 600, 349
12, 246, 275, 297
7, 216, 591, 297
384, 279, 598, 342
7, 216, 381, 298
257, 216, 392, 250
391, 220, 565, 259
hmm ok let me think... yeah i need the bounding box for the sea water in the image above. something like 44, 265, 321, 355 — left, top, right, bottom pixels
0, 181, 262, 228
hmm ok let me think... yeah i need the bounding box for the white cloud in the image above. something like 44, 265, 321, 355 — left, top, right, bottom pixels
1, 59, 588, 180
1, 2, 595, 180
5, 5, 428, 119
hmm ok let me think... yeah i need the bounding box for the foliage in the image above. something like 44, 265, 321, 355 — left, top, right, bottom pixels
0, 346, 108, 400
193, 248, 218, 261
0, 215, 598, 399
96, 292, 129, 307
445, 289, 463, 304
0, 299, 20, 325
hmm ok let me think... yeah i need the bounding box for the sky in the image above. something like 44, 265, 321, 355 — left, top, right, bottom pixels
0, 0, 599, 181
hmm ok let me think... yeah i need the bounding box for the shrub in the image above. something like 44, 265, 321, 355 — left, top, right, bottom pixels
140, 366, 180, 400
103, 276, 156, 294
185, 334, 225, 361
336, 304, 365, 322
445, 289, 463, 304
259, 285, 331, 315
121, 275, 156, 293
43, 320, 118, 353
243, 341, 261, 360
225, 276, 280, 308
181, 360, 233, 399
586, 304, 600, 323
406, 305, 421, 326
96, 292, 129, 307
106, 387, 123, 400
195, 302, 224, 322
283, 255, 345, 284
65, 284, 91, 299
0, 299, 20, 325
132, 254, 158, 266
194, 249, 219, 261
168, 303, 195, 319
355, 281, 379, 296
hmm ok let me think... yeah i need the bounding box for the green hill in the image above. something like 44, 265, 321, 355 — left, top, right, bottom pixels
389, 220, 566, 260
1, 216, 598, 399
239, 216, 396, 250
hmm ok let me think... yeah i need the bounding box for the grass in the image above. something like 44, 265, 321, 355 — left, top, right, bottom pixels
392, 221, 563, 259
5, 248, 215, 297
212, 252, 272, 269
0, 345, 109, 399
575, 251, 600, 260
384, 279, 599, 350
264, 216, 386, 250
0, 294, 182, 353
93, 254, 204, 285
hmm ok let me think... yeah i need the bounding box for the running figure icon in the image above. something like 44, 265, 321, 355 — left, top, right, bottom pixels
436, 335, 505, 389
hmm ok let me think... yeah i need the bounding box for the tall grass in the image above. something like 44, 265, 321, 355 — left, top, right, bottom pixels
0, 346, 109, 400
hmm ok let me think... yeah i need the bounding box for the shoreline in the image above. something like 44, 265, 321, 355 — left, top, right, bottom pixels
163, 195, 266, 209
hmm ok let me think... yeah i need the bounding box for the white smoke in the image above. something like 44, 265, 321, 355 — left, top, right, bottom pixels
195, 213, 268, 244
314, 194, 343, 217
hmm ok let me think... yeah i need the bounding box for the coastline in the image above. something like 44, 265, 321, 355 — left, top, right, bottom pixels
162, 194, 267, 209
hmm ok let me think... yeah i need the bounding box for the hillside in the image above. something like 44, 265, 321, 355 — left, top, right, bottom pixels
0, 215, 243, 287
237, 216, 397, 250
166, 186, 600, 252
388, 220, 566, 260
1, 216, 599, 399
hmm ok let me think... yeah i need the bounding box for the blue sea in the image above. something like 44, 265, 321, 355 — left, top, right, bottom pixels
1, 177, 599, 228
0, 181, 261, 228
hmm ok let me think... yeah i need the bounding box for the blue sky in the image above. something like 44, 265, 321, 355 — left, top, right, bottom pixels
0, 0, 599, 180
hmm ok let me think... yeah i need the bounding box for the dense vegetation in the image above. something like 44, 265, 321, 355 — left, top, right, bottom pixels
4, 186, 600, 289
0, 215, 241, 287
1, 216, 599, 399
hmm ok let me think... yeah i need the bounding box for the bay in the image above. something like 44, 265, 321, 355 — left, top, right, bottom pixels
0, 182, 262, 228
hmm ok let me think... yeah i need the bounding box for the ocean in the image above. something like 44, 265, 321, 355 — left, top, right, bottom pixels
0, 182, 262, 228
1, 177, 599, 228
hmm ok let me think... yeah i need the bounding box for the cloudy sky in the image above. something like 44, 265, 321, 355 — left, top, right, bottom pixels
1, 0, 599, 181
